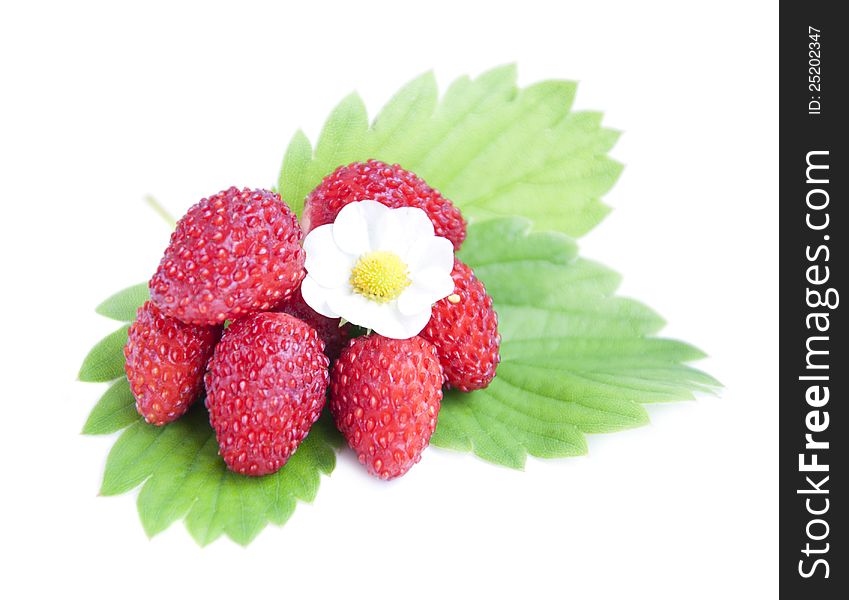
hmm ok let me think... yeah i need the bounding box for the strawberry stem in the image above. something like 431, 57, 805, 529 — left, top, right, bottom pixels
144, 195, 177, 228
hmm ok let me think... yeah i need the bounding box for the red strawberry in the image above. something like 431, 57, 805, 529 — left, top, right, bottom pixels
124, 301, 221, 426
150, 187, 305, 325
421, 259, 500, 391
302, 160, 466, 250
330, 335, 443, 479
204, 312, 329, 476
271, 287, 351, 361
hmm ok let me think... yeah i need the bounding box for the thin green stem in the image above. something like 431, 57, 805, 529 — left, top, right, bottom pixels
144, 195, 177, 228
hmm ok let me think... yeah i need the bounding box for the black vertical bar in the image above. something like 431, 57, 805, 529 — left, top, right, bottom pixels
781, 3, 846, 597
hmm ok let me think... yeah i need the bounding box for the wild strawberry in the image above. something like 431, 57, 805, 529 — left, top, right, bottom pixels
150, 187, 305, 325
271, 287, 351, 361
421, 259, 500, 391
302, 160, 466, 250
204, 312, 329, 476
124, 301, 221, 426
330, 334, 443, 479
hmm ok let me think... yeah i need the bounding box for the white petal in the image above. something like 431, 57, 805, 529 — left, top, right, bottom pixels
393, 206, 436, 237
303, 225, 356, 287
415, 267, 456, 296
300, 276, 342, 318
371, 206, 434, 255
333, 201, 388, 255
396, 286, 437, 316
397, 269, 455, 316
404, 234, 454, 273
326, 292, 376, 330
371, 305, 433, 339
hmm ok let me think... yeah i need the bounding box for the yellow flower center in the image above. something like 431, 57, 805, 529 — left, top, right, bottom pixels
350, 251, 411, 302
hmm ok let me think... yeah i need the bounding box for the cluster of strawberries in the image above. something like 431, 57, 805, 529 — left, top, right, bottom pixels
124, 160, 500, 479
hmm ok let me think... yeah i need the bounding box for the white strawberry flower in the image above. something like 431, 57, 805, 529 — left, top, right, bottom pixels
301, 201, 455, 339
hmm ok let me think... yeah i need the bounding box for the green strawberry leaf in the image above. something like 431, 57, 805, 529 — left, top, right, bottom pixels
82, 378, 139, 435
278, 65, 621, 238
78, 325, 129, 382
100, 406, 339, 546
280, 130, 314, 218
431, 218, 719, 468
95, 283, 149, 321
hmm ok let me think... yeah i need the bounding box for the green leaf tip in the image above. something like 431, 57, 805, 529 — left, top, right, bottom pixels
79, 326, 129, 382
82, 378, 139, 435
278, 129, 313, 217
95, 282, 149, 321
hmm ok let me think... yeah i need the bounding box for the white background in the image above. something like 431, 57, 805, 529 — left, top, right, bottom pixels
0, 1, 777, 598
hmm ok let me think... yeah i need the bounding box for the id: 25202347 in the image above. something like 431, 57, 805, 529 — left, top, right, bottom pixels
808, 26, 822, 114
